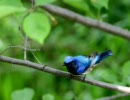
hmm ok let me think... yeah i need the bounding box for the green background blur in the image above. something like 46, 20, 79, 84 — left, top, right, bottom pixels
0, 0, 130, 100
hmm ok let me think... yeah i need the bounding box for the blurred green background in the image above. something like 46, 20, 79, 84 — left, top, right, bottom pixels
0, 0, 130, 100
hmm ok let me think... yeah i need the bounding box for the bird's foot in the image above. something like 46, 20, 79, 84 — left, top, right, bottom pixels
82, 74, 86, 81
68, 73, 73, 78
42, 65, 47, 70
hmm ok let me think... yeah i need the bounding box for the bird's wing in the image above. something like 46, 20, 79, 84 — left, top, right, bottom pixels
83, 50, 113, 74
82, 56, 100, 74
73, 56, 91, 74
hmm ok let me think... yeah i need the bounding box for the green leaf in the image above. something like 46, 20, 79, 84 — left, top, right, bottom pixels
42, 94, 54, 100
23, 12, 51, 44
122, 61, 130, 85
36, 0, 56, 6
0, 6, 25, 19
78, 91, 92, 100
0, 0, 23, 7
0, 0, 26, 19
11, 88, 34, 100
63, 0, 89, 12
91, 0, 109, 10
63, 91, 74, 100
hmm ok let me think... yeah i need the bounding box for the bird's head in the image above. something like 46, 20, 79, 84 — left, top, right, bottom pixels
63, 56, 73, 65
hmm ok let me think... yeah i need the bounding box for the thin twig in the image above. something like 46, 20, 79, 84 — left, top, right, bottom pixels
24, 35, 28, 60
28, 43, 42, 64
19, 23, 41, 63
0, 46, 40, 55
18, 26, 25, 40
42, 4, 130, 40
0, 55, 130, 93
96, 93, 130, 100
31, 0, 35, 7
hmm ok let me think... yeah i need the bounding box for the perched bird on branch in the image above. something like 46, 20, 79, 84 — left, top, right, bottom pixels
64, 50, 113, 75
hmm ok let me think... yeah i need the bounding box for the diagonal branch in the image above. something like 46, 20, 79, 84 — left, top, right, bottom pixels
42, 4, 130, 40
0, 55, 130, 93
96, 93, 130, 100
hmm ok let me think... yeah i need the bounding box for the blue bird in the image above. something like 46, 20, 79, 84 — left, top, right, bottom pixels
64, 50, 113, 75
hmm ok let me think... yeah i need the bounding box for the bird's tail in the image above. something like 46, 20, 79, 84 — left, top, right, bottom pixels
100, 50, 112, 58
98, 50, 113, 62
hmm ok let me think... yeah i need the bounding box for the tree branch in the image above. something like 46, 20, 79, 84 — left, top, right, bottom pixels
0, 55, 130, 93
96, 93, 130, 100
42, 4, 130, 40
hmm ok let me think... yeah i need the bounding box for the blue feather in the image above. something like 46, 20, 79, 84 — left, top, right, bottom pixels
64, 50, 113, 75
92, 50, 113, 65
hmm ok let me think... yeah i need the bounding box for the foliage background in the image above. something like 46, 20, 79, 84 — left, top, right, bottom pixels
0, 0, 130, 100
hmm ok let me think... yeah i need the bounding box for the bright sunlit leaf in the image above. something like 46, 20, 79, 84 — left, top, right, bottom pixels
23, 12, 51, 44
35, 0, 56, 6
42, 94, 54, 100
11, 88, 34, 100
63, 0, 89, 12
91, 0, 109, 10
0, 6, 25, 19
0, 0, 26, 18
